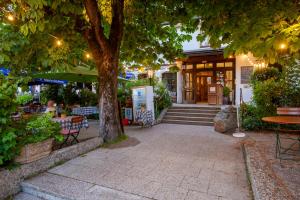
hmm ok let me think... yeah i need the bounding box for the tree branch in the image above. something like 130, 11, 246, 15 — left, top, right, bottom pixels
109, 0, 124, 54
84, 0, 110, 53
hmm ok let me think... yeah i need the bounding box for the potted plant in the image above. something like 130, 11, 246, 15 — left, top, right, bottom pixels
15, 113, 63, 164
223, 86, 231, 105
60, 109, 68, 118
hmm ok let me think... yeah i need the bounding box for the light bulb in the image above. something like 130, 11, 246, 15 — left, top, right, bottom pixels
280, 43, 286, 49
7, 14, 14, 21
56, 40, 62, 46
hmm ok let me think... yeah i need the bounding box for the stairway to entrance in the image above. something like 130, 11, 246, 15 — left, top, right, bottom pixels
162, 105, 221, 126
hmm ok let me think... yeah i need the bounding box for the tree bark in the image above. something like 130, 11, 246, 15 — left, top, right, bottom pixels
84, 0, 125, 142
97, 53, 122, 141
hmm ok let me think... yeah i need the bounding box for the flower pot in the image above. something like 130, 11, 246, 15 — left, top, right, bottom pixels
15, 138, 54, 164
61, 113, 67, 118
223, 96, 229, 105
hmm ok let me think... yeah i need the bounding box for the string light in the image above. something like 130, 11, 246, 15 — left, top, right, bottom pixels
7, 14, 14, 21
279, 43, 287, 50
85, 53, 91, 59
244, 54, 267, 69
56, 40, 62, 46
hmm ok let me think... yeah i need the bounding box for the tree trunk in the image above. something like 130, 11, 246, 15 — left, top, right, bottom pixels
97, 55, 123, 142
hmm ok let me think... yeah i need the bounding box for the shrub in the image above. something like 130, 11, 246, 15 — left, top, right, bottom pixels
250, 67, 281, 84
40, 85, 64, 104
240, 103, 263, 130
16, 93, 33, 105
252, 78, 284, 117
18, 113, 63, 145
282, 61, 300, 107
79, 88, 98, 106
223, 86, 230, 97
0, 75, 19, 166
62, 84, 80, 106
154, 82, 172, 117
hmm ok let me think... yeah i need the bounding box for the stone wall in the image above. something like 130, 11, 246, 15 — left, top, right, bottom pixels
0, 137, 103, 199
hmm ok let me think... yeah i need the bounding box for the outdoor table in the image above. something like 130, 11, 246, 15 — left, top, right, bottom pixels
71, 106, 99, 116
262, 116, 300, 161
52, 116, 89, 129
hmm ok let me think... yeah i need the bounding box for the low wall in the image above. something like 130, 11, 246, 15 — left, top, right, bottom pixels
0, 137, 103, 199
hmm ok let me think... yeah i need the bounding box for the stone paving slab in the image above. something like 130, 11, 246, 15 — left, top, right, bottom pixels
20, 124, 251, 200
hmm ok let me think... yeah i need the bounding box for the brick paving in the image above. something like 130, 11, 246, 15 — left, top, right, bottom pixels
22, 124, 251, 200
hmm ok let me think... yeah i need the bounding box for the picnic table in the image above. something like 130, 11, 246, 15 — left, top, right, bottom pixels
71, 106, 99, 116
52, 116, 89, 129
262, 116, 300, 161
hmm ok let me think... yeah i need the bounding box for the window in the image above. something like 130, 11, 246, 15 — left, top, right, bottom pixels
196, 64, 205, 69
217, 63, 224, 68
225, 62, 233, 67
205, 63, 213, 68
186, 64, 193, 69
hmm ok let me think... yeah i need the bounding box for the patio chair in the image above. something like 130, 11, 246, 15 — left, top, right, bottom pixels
60, 116, 84, 148
275, 107, 300, 161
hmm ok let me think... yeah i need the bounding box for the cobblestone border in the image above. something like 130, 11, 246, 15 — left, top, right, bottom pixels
242, 144, 260, 200
0, 137, 103, 199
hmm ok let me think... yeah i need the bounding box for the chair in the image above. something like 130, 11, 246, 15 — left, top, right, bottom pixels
60, 116, 84, 148
275, 107, 300, 161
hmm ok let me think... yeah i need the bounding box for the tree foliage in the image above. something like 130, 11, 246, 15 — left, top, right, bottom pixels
196, 0, 300, 63
0, 0, 197, 73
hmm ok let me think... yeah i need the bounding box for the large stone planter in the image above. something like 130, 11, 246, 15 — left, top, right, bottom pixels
15, 138, 54, 164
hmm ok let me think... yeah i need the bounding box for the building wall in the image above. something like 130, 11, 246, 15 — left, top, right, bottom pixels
235, 54, 255, 105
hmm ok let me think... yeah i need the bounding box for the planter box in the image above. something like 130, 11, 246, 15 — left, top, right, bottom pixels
15, 138, 54, 164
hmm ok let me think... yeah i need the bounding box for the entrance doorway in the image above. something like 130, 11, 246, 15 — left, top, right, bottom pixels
196, 72, 213, 103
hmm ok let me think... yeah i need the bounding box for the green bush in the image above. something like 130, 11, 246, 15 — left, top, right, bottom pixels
250, 67, 281, 84
282, 61, 300, 107
79, 88, 98, 106
62, 84, 80, 106
18, 113, 63, 145
0, 75, 20, 166
252, 78, 284, 117
16, 93, 33, 105
40, 85, 64, 104
240, 103, 263, 130
223, 86, 231, 97
154, 82, 172, 117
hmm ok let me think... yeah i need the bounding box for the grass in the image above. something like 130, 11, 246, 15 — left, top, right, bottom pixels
100, 134, 128, 148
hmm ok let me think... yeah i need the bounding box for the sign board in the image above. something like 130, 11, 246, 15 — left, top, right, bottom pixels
132, 86, 155, 121
124, 108, 133, 120
241, 66, 253, 84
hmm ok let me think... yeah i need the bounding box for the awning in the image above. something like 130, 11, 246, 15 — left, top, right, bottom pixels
28, 78, 67, 85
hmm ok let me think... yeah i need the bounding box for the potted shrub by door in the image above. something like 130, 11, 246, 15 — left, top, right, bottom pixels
223, 86, 231, 105
15, 113, 63, 164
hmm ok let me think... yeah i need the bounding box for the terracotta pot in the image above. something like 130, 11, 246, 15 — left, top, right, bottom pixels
15, 138, 54, 164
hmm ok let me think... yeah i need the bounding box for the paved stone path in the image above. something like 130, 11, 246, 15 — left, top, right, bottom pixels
20, 124, 250, 200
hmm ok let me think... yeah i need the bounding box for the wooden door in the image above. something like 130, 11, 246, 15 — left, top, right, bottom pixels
196, 76, 211, 102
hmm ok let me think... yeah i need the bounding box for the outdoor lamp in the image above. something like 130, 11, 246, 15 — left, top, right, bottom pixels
147, 69, 154, 86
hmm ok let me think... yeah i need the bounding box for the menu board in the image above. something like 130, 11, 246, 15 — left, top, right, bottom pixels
132, 87, 146, 110
241, 66, 253, 84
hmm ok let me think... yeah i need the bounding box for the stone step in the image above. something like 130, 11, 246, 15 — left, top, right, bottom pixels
162, 119, 214, 126
14, 193, 43, 200
165, 112, 216, 118
20, 172, 148, 200
167, 109, 220, 114
171, 106, 221, 110
164, 116, 214, 122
